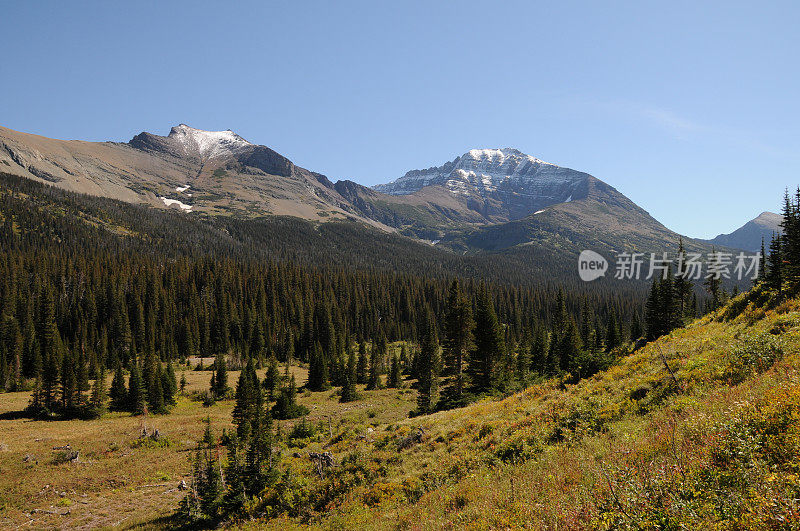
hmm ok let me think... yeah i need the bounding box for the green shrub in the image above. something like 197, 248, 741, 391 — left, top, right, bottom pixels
724, 333, 783, 384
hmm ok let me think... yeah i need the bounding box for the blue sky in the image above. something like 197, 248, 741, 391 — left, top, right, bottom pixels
1, 1, 798, 238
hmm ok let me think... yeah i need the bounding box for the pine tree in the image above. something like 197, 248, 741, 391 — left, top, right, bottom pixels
767, 233, 784, 298
162, 361, 178, 406
366, 341, 382, 391
515, 334, 530, 383
416, 311, 440, 414
559, 319, 583, 374
109, 361, 127, 411
546, 329, 560, 375
387, 352, 401, 388
197, 444, 224, 519
645, 279, 662, 341
604, 310, 621, 352
202, 415, 215, 447
340, 347, 358, 403
232, 358, 260, 439
262, 354, 280, 401
88, 364, 107, 418
356, 342, 368, 385
307, 342, 330, 391
127, 362, 146, 415
554, 289, 568, 330
61, 349, 78, 412
578, 300, 592, 345
40, 288, 61, 411
661, 268, 681, 332
10, 322, 22, 391
76, 345, 90, 399
148, 362, 165, 414
529, 324, 549, 374
0, 345, 7, 391
222, 431, 246, 513
408, 346, 421, 381
244, 404, 279, 497
673, 238, 692, 319
469, 287, 504, 392
500, 334, 516, 390
1, 315, 22, 391
630, 312, 643, 342
272, 373, 309, 419
588, 328, 599, 354
399, 344, 409, 374
442, 279, 473, 402
213, 351, 228, 399
781, 189, 799, 283
701, 245, 723, 311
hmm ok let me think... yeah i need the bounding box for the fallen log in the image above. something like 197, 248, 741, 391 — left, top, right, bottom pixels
30, 508, 70, 516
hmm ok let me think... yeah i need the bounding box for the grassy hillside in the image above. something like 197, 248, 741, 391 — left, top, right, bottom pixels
229, 288, 800, 529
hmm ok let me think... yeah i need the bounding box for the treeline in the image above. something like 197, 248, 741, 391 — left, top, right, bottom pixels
0, 244, 640, 410
643, 239, 708, 341
761, 188, 800, 297
0, 170, 650, 291
407, 280, 642, 414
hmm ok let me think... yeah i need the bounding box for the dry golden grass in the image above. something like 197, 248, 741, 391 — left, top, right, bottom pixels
0, 364, 415, 529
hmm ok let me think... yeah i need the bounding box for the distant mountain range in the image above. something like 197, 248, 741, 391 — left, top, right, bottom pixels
703, 211, 783, 252
0, 124, 744, 273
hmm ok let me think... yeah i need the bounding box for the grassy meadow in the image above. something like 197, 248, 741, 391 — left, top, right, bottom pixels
0, 360, 416, 529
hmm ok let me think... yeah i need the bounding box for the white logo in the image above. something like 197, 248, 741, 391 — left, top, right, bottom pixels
578, 250, 608, 281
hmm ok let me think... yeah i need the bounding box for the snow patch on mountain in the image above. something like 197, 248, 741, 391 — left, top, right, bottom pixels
464, 148, 553, 167
168, 124, 251, 159
160, 196, 193, 212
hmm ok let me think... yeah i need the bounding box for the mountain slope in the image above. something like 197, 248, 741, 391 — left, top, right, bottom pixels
0, 124, 741, 276
438, 176, 715, 257
0, 126, 661, 239
373, 147, 592, 225
705, 211, 783, 251
0, 124, 378, 224
0, 170, 651, 293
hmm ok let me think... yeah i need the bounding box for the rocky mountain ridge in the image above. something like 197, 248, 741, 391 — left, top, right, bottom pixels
0, 124, 735, 258
704, 211, 783, 251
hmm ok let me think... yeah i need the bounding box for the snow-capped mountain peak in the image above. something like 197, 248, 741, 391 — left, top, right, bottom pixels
373, 147, 580, 198
167, 124, 251, 159
463, 147, 552, 167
